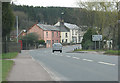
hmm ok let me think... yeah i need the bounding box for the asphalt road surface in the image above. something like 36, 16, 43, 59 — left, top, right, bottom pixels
29, 45, 118, 81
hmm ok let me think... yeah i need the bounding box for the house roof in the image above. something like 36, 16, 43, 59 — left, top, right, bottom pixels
64, 23, 79, 29
55, 26, 69, 32
37, 24, 60, 31
54, 21, 80, 30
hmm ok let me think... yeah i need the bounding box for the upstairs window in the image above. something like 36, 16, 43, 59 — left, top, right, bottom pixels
57, 32, 58, 37
46, 32, 48, 37
65, 33, 68, 38
52, 32, 54, 37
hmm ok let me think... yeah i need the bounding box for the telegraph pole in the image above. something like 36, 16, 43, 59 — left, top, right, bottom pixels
16, 16, 18, 43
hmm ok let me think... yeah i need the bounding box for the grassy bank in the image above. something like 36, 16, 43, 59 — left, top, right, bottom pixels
2, 52, 18, 59
2, 60, 14, 81
104, 50, 120, 55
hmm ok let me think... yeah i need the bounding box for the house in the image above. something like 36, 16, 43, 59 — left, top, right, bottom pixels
54, 21, 70, 43
54, 21, 83, 43
27, 23, 60, 48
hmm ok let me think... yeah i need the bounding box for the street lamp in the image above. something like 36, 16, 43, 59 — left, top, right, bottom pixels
23, 30, 27, 50
61, 12, 64, 22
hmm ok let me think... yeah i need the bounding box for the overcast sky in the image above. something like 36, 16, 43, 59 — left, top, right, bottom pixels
12, 0, 79, 8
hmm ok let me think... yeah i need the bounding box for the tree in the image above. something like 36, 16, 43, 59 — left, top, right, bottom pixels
77, 1, 118, 34
21, 33, 39, 49
2, 2, 15, 53
82, 28, 97, 50
2, 2, 15, 38
37, 40, 45, 44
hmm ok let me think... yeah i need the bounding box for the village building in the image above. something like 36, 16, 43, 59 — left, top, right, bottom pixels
27, 23, 60, 48
54, 21, 84, 44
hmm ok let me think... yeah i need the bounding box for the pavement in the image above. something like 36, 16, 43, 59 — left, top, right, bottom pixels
7, 50, 53, 81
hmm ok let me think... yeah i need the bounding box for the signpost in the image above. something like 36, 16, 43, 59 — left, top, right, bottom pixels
92, 35, 102, 50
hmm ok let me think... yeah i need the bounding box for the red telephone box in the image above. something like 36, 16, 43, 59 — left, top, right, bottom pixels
19, 40, 23, 50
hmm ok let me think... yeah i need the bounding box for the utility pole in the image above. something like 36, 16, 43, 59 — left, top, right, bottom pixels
16, 16, 18, 43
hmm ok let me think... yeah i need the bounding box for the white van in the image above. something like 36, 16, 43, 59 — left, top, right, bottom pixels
52, 43, 62, 53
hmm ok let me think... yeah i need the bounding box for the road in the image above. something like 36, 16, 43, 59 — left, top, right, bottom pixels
29, 45, 118, 81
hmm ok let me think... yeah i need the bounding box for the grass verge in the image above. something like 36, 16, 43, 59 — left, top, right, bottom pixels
104, 50, 120, 55
2, 52, 18, 59
73, 49, 120, 55
1, 52, 18, 81
73, 49, 103, 52
2, 60, 14, 81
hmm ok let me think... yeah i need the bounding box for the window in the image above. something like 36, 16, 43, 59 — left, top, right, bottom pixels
75, 30, 77, 35
46, 32, 48, 37
52, 32, 54, 37
66, 39, 67, 43
72, 30, 74, 35
79, 36, 81, 42
57, 40, 58, 43
46, 40, 49, 43
65, 33, 68, 38
62, 39, 64, 43
57, 32, 58, 37
52, 40, 54, 44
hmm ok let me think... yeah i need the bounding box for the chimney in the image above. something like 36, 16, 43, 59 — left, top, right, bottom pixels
60, 20, 64, 27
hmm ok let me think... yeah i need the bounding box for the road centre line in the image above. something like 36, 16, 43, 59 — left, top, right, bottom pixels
82, 59, 93, 62
72, 57, 78, 59
72, 57, 80, 59
54, 54, 116, 66
98, 61, 116, 66
66, 56, 71, 57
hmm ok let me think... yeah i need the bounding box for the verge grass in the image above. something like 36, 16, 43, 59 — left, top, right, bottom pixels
2, 52, 18, 59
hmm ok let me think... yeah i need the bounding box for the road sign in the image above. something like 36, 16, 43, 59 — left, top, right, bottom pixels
92, 35, 102, 41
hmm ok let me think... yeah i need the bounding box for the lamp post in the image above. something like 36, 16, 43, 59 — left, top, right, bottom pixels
61, 12, 64, 22
16, 16, 18, 43
23, 30, 27, 50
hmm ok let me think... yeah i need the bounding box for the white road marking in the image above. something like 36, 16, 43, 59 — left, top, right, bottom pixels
98, 61, 116, 66
66, 56, 71, 58
83, 59, 93, 62
75, 57, 80, 59
72, 57, 77, 59
72, 57, 80, 59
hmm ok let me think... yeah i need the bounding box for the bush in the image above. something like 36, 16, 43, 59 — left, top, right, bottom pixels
82, 28, 97, 50
37, 40, 45, 44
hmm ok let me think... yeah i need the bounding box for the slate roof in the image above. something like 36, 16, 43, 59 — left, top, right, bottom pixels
64, 22, 79, 29
37, 24, 60, 31
55, 26, 69, 32
54, 21, 80, 30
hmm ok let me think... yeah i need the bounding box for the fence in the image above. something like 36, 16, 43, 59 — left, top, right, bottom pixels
2, 41, 21, 53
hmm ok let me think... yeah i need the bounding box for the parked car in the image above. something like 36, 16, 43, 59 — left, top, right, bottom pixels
52, 43, 62, 53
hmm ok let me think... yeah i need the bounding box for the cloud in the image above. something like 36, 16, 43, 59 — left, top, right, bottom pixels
12, 0, 79, 7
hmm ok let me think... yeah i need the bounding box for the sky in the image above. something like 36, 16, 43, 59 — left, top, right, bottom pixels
12, 0, 79, 8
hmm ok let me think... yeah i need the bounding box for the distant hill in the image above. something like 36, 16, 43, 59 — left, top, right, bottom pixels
11, 4, 91, 31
